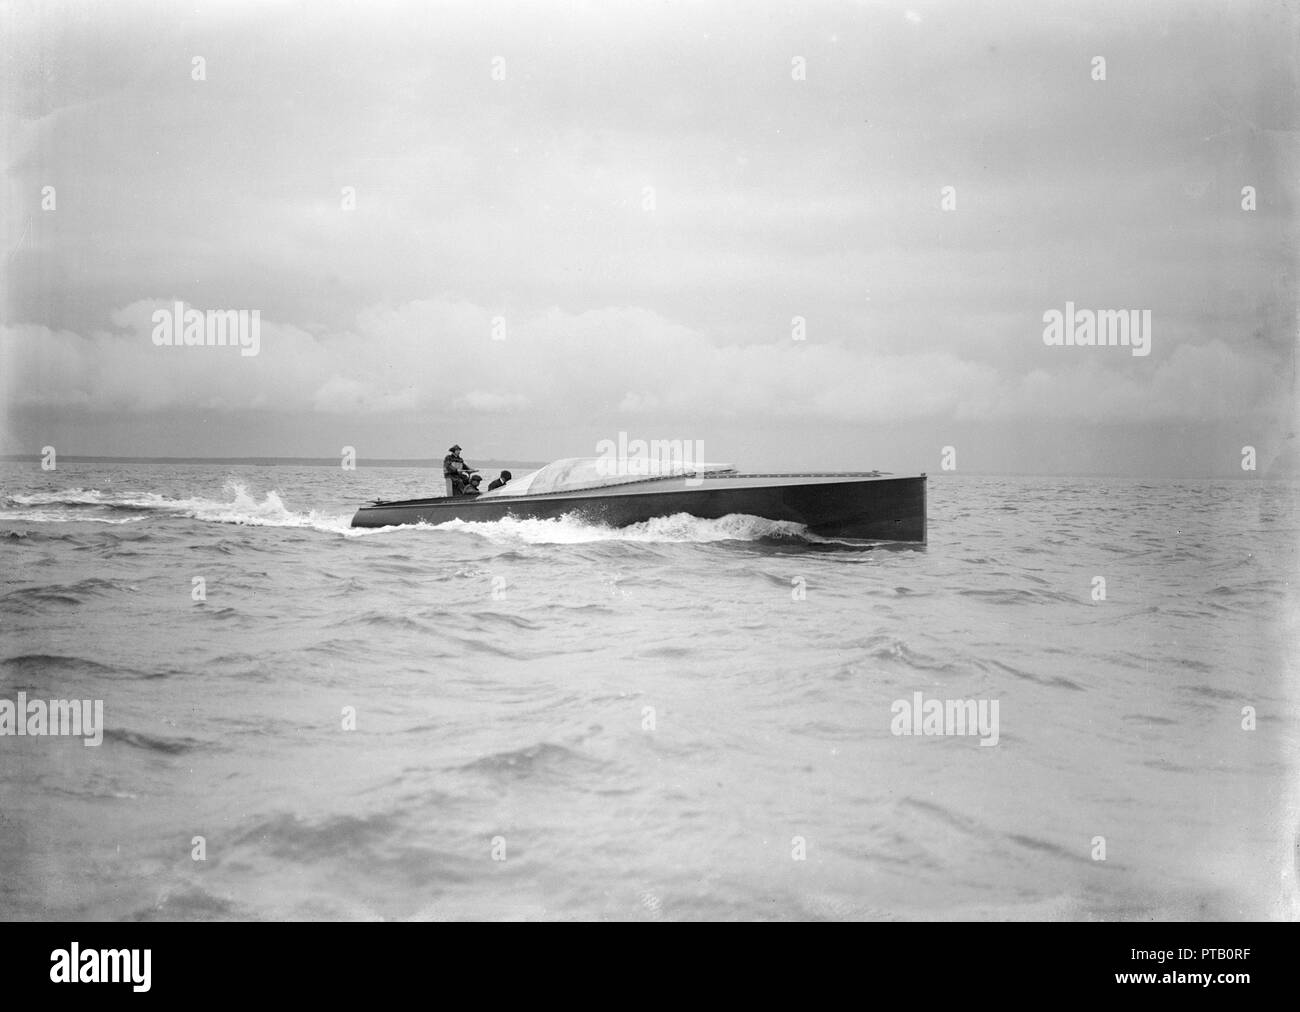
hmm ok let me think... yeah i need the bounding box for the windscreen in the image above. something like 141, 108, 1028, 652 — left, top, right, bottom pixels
476, 457, 734, 497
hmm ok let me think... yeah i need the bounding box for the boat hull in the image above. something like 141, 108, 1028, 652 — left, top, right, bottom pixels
350, 473, 926, 542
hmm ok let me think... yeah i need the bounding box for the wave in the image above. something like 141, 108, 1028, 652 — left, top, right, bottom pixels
5, 482, 358, 535
454, 741, 608, 781
5, 484, 832, 545
0, 578, 135, 614
0, 505, 145, 525
101, 727, 207, 755
0, 653, 121, 677
433, 511, 813, 545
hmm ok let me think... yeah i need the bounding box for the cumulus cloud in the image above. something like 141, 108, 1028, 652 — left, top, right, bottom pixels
1, 299, 1286, 429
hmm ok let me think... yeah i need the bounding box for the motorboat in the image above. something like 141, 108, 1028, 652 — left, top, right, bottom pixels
350, 458, 926, 541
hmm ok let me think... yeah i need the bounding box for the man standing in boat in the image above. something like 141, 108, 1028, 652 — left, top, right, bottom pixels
442, 444, 477, 496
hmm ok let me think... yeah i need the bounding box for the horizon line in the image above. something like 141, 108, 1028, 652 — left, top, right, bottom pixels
0, 453, 545, 468
0, 454, 1289, 480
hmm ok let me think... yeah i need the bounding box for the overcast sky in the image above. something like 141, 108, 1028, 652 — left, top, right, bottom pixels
2, 0, 1296, 474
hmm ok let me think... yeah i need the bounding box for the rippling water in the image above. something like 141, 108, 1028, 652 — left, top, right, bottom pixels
1, 461, 1296, 921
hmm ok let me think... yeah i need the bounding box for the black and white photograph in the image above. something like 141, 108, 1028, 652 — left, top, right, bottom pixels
1, 0, 1296, 948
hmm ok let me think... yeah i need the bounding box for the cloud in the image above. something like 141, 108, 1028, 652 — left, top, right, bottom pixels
2, 0, 1293, 469
454, 390, 532, 413
2, 299, 1287, 430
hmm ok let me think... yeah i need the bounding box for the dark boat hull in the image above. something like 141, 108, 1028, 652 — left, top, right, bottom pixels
351, 473, 926, 542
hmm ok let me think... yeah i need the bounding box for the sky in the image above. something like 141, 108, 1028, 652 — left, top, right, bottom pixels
1, 0, 1296, 474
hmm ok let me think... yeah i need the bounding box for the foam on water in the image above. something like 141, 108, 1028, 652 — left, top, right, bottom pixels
5, 482, 357, 535
434, 511, 812, 544
0, 507, 145, 525
4, 482, 822, 544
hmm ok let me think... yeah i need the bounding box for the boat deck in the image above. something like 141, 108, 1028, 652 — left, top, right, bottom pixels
370, 471, 916, 507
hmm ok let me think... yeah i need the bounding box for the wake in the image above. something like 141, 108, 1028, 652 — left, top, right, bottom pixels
5, 482, 831, 544
436, 512, 813, 544
4, 482, 356, 535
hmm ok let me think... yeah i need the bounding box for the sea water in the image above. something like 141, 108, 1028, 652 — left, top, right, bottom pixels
1, 461, 1296, 920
